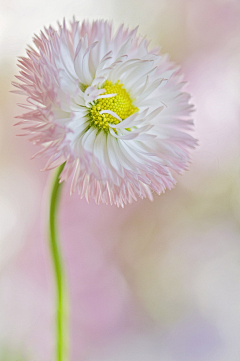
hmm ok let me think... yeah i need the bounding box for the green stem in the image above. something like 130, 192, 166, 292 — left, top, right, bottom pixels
48, 163, 69, 361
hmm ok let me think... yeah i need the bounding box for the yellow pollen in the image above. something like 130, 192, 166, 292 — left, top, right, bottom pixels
88, 80, 139, 132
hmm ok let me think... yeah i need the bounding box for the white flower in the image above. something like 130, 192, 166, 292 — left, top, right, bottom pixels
14, 19, 197, 207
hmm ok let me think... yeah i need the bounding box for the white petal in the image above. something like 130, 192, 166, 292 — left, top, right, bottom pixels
74, 35, 88, 83
91, 76, 106, 87
123, 60, 154, 87
99, 110, 122, 121
116, 37, 133, 58
108, 113, 139, 129
107, 135, 124, 177
81, 127, 98, 153
109, 128, 139, 140
97, 93, 117, 100
136, 78, 164, 103
135, 134, 157, 141
146, 106, 164, 122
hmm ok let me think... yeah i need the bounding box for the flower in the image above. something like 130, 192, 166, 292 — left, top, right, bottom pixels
13, 19, 197, 207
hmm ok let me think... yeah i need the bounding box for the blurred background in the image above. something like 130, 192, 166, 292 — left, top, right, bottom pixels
0, 0, 240, 360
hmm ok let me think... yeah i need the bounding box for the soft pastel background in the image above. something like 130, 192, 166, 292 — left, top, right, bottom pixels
0, 0, 240, 360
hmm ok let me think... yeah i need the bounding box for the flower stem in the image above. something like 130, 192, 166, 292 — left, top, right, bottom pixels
48, 163, 69, 361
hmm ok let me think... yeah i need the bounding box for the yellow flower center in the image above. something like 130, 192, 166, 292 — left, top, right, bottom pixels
88, 80, 139, 132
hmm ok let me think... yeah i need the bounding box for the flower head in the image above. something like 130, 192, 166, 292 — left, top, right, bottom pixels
13, 19, 197, 207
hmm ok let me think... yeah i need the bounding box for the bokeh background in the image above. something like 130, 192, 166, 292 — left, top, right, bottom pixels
0, 0, 240, 360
